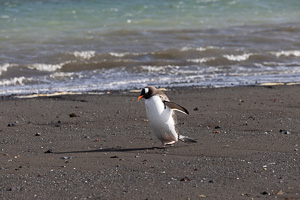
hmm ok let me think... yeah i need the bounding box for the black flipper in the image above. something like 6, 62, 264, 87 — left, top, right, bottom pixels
163, 101, 189, 115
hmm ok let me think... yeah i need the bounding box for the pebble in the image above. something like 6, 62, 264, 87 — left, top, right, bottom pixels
276, 190, 284, 195
44, 149, 53, 154
69, 113, 78, 117
7, 123, 15, 127
110, 156, 119, 158
6, 187, 21, 191
180, 176, 191, 182
61, 156, 72, 160
279, 129, 291, 134
35, 133, 41, 136
261, 191, 269, 195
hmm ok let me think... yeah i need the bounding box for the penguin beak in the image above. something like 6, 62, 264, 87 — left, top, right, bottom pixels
138, 95, 144, 100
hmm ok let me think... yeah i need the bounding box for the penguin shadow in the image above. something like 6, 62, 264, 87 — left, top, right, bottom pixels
53, 145, 185, 155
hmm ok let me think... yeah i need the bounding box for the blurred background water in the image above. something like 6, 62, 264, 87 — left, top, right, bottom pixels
0, 0, 300, 95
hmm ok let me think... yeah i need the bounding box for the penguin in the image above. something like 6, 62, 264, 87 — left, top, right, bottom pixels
138, 86, 197, 147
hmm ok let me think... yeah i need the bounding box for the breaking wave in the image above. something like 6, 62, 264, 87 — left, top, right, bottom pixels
0, 63, 12, 76
270, 50, 300, 57
28, 63, 63, 72
73, 51, 96, 60
0, 77, 32, 86
223, 53, 254, 61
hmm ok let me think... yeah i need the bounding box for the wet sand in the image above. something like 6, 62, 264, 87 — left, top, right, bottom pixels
0, 85, 299, 199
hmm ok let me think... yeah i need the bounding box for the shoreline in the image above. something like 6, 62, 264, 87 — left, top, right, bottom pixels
3, 81, 300, 99
0, 85, 299, 199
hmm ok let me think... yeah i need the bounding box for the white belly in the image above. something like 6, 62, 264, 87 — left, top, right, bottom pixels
145, 96, 178, 143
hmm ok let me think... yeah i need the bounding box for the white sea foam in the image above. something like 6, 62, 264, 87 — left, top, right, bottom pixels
140, 65, 168, 72
187, 57, 215, 63
0, 77, 30, 86
28, 64, 62, 72
223, 53, 253, 61
50, 72, 76, 79
109, 52, 127, 57
260, 62, 300, 67
270, 50, 300, 57
0, 63, 13, 76
180, 46, 222, 52
181, 47, 206, 51
73, 51, 95, 59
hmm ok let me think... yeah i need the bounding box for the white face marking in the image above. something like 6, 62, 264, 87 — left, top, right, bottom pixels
144, 87, 149, 94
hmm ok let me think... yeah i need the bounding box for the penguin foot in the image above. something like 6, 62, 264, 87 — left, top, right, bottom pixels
179, 135, 197, 143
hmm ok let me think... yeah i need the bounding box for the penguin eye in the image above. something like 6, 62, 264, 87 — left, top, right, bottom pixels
144, 87, 149, 94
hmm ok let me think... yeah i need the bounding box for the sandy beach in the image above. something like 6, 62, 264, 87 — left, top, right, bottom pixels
0, 85, 299, 199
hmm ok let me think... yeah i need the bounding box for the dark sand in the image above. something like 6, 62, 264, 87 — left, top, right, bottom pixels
0, 85, 299, 199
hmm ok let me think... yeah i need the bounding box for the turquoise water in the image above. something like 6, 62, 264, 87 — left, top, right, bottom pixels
0, 0, 300, 95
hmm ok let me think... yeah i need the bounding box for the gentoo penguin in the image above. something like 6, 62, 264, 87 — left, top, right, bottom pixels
138, 86, 197, 147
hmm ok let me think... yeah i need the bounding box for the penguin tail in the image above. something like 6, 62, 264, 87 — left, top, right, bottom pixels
178, 135, 197, 143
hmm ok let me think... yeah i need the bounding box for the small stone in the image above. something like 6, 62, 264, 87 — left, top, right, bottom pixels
279, 180, 284, 183
44, 149, 53, 154
279, 129, 291, 135
276, 190, 284, 195
110, 156, 119, 158
69, 113, 78, 118
7, 123, 15, 127
180, 176, 191, 182
35, 133, 41, 136
214, 126, 221, 129
208, 180, 215, 183
193, 107, 199, 111
261, 191, 269, 195
61, 156, 72, 160
248, 116, 256, 120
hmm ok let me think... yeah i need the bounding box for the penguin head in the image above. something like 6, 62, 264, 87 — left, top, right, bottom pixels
138, 86, 155, 100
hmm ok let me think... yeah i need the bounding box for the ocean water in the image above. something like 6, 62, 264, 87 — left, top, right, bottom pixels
0, 0, 300, 96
